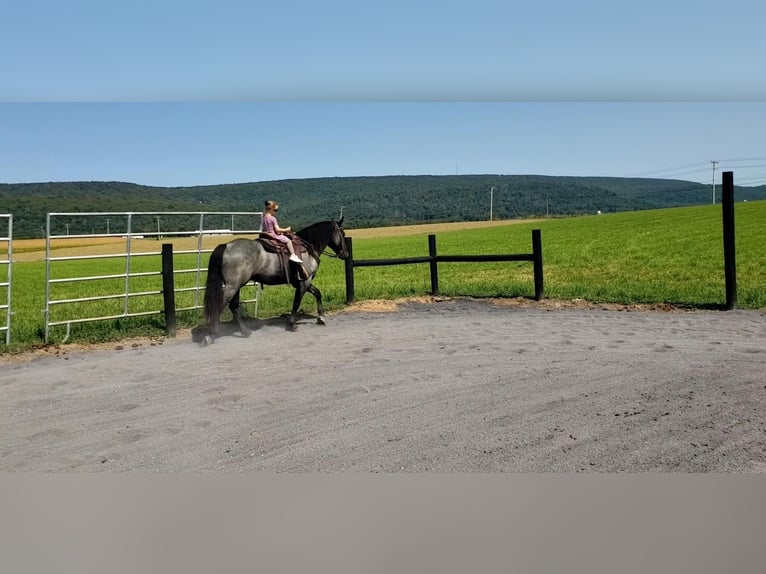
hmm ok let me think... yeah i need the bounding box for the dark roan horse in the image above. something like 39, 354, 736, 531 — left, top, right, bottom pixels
200, 218, 348, 345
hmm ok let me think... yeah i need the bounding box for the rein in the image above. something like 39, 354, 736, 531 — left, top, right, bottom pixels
293, 237, 319, 261
294, 220, 345, 260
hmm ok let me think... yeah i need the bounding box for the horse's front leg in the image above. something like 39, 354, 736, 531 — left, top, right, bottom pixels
307, 284, 325, 325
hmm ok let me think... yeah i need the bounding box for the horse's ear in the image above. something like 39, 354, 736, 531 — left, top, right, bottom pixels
337, 215, 344, 227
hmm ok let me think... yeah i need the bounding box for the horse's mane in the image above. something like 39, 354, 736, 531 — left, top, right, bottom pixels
295, 220, 336, 256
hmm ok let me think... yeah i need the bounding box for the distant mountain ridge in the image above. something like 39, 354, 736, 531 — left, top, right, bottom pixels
1, 175, 764, 238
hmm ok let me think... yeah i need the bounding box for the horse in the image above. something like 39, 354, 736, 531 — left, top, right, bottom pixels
199, 217, 348, 345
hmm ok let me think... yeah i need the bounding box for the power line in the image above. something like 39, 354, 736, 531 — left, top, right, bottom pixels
719, 163, 766, 170
630, 161, 710, 178
630, 157, 766, 178
717, 156, 766, 163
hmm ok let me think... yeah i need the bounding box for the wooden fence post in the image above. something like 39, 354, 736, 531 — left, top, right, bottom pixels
344, 237, 355, 304
428, 234, 439, 295
721, 171, 737, 310
161, 243, 176, 337
532, 229, 544, 301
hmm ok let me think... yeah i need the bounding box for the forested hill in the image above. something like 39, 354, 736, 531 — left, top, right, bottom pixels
1, 175, 764, 238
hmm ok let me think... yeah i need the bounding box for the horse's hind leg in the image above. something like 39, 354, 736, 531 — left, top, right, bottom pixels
210, 283, 244, 340
206, 303, 223, 344
228, 288, 252, 337
288, 283, 308, 331
307, 284, 326, 325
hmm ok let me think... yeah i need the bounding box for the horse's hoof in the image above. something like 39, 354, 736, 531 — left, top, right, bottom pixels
201, 334, 214, 347
317, 315, 326, 325
241, 329, 252, 338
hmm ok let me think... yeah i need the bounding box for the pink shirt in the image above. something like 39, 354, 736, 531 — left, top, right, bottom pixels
263, 214, 289, 243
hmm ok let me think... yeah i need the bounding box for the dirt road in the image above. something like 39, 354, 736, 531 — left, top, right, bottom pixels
1, 298, 764, 472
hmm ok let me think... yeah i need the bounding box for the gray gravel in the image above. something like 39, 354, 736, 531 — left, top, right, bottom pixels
1, 298, 765, 472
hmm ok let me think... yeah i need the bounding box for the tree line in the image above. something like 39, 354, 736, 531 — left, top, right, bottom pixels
0, 175, 763, 238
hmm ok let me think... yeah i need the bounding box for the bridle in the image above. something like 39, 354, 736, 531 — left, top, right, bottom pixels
299, 222, 347, 259
321, 236, 346, 258
322, 224, 347, 259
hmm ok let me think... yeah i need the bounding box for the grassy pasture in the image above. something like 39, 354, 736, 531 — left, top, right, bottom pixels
1, 201, 764, 352
344, 201, 764, 308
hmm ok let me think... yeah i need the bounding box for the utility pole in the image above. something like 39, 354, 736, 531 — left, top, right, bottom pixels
711, 160, 718, 205
489, 186, 494, 221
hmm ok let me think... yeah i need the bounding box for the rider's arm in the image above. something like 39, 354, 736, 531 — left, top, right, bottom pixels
275, 223, 292, 234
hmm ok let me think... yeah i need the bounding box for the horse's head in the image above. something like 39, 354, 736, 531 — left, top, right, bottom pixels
329, 216, 349, 259
295, 217, 349, 260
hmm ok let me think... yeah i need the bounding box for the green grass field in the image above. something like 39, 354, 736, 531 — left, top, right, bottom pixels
2, 201, 764, 352
347, 201, 765, 307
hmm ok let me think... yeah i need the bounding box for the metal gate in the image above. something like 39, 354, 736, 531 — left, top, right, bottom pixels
0, 215, 12, 345
44, 211, 262, 342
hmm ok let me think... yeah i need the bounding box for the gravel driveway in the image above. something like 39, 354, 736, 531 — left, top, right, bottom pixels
1, 298, 764, 472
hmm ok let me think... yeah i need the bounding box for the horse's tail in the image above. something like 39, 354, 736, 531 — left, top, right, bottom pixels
204, 243, 227, 328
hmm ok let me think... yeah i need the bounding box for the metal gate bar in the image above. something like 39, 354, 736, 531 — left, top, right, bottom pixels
0, 215, 12, 345
44, 211, 262, 342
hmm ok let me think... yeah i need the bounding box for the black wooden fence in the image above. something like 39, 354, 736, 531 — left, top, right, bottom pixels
343, 229, 543, 304
721, 171, 737, 310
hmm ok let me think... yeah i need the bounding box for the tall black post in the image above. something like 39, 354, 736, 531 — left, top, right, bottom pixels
721, 171, 737, 310
161, 243, 177, 336
532, 229, 544, 301
344, 237, 355, 304
428, 234, 439, 295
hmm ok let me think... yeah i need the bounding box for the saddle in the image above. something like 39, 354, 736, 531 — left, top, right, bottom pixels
256, 233, 309, 283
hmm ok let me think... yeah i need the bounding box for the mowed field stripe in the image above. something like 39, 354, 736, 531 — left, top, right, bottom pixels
6, 219, 537, 261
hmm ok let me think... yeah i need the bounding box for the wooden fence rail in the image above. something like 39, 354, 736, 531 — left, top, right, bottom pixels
344, 229, 543, 304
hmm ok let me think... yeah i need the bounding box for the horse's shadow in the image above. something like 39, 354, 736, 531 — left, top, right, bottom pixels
191, 312, 321, 344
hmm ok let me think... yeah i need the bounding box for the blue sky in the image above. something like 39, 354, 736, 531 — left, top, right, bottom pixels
2, 1, 765, 187
2, 103, 765, 187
